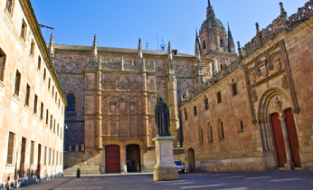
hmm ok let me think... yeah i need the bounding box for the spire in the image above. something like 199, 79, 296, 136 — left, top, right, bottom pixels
227, 23, 235, 53
195, 31, 201, 55
92, 34, 97, 56
138, 38, 143, 58
48, 33, 54, 55
206, 0, 215, 18
279, 2, 287, 18
168, 41, 173, 60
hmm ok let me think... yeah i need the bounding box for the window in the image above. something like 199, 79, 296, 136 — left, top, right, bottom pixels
205, 98, 209, 110
48, 78, 51, 89
33, 94, 38, 113
14, 70, 21, 96
0, 48, 6, 82
55, 92, 57, 102
239, 121, 244, 132
43, 146, 47, 165
53, 119, 56, 132
67, 94, 76, 112
50, 115, 53, 130
20, 19, 27, 41
217, 92, 222, 104
30, 40, 35, 56
58, 99, 60, 107
43, 68, 46, 80
208, 124, 213, 143
60, 127, 63, 139
57, 124, 59, 136
25, 84, 30, 106
56, 151, 58, 165
232, 83, 238, 96
220, 37, 223, 45
37, 56, 41, 70
194, 106, 197, 116
6, 132, 15, 164
30, 141, 34, 165
199, 128, 204, 144
40, 103, 44, 120
45, 109, 49, 124
20, 138, 26, 164
220, 121, 225, 140
184, 108, 188, 120
37, 144, 41, 165
52, 150, 54, 165
5, 0, 14, 15
48, 148, 51, 165
203, 40, 206, 50
52, 86, 54, 97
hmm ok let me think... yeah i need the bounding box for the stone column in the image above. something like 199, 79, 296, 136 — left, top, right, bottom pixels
167, 75, 178, 146
96, 70, 103, 149
142, 73, 150, 146
278, 115, 295, 170
121, 144, 127, 173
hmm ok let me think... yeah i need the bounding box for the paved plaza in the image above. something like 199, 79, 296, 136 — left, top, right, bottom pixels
18, 171, 313, 190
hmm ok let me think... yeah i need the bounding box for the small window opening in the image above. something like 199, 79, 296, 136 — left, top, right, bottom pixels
25, 84, 30, 106
217, 92, 222, 104
232, 83, 238, 96
14, 70, 21, 96
20, 20, 27, 41
205, 98, 209, 110
203, 40, 206, 50
194, 106, 198, 116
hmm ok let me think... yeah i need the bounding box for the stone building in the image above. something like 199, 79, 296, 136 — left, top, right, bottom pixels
0, 0, 66, 188
50, 0, 238, 175
181, 1, 313, 172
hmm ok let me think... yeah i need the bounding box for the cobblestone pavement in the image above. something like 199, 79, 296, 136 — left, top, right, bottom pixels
19, 171, 313, 190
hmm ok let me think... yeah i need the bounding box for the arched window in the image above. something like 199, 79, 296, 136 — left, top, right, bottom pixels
67, 94, 76, 112
203, 40, 206, 50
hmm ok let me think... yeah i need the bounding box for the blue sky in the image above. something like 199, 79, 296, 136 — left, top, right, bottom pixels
31, 0, 308, 55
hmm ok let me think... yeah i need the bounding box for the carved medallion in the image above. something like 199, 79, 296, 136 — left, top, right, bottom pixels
110, 101, 117, 112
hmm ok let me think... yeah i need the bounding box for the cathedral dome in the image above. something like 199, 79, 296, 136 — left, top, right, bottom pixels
201, 17, 224, 30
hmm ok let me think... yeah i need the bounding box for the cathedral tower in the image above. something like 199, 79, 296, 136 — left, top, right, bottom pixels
199, 0, 237, 71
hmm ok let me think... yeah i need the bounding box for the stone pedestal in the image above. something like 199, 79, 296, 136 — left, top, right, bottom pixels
153, 136, 179, 181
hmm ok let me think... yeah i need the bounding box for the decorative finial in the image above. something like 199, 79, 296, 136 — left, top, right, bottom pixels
92, 34, 98, 56
237, 41, 243, 59
208, 0, 211, 7
279, 2, 284, 14
256, 23, 260, 34
168, 41, 172, 60
138, 38, 143, 58
49, 33, 54, 56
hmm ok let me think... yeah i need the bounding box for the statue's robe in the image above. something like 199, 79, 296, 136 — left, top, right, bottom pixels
155, 99, 171, 136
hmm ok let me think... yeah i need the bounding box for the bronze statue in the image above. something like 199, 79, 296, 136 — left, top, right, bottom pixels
155, 97, 171, 136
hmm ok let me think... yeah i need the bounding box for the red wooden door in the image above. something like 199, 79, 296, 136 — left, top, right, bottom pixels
271, 113, 287, 167
285, 109, 301, 167
105, 145, 120, 173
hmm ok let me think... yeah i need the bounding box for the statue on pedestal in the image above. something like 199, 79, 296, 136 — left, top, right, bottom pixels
155, 97, 171, 136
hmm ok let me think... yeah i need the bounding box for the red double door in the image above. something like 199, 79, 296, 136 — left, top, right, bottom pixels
271, 109, 301, 167
105, 145, 120, 173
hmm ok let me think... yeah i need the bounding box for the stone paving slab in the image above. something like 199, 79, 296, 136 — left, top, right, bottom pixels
19, 171, 313, 190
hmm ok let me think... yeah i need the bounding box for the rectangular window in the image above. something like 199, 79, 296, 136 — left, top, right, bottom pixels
53, 119, 56, 132
58, 99, 60, 107
43, 146, 47, 165
240, 121, 244, 131
56, 151, 58, 165
5, 0, 14, 15
57, 124, 59, 136
48, 148, 51, 165
184, 108, 188, 120
50, 115, 53, 129
217, 92, 222, 104
30, 141, 34, 165
0, 48, 6, 82
194, 106, 197, 116
199, 128, 204, 144
43, 68, 46, 80
37, 144, 41, 165
205, 98, 209, 110
221, 122, 225, 139
55, 92, 57, 102
21, 137, 26, 164
25, 84, 30, 106
232, 83, 238, 96
33, 94, 38, 114
20, 19, 27, 41
30, 40, 35, 56
208, 125, 213, 143
48, 78, 51, 89
46, 109, 49, 124
52, 149, 54, 165
14, 70, 21, 96
6, 132, 15, 164
37, 56, 41, 70
52, 86, 54, 97
40, 103, 44, 120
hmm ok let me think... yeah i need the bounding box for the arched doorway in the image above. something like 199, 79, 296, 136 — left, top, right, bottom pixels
271, 113, 287, 167
105, 145, 120, 173
187, 148, 195, 173
285, 109, 301, 167
126, 144, 141, 172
